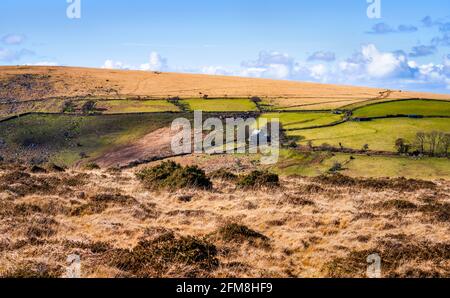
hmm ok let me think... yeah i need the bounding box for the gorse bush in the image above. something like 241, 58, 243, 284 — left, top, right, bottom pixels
237, 170, 279, 188
136, 161, 212, 190
208, 169, 237, 181
136, 161, 181, 183
84, 162, 100, 170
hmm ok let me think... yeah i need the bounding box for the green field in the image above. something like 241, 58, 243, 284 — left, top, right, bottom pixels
288, 118, 450, 152
273, 149, 450, 180
180, 98, 257, 112
352, 99, 450, 118
260, 112, 342, 130
0, 113, 179, 166
95, 100, 179, 113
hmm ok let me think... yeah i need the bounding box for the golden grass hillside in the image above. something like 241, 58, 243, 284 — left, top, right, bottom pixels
1, 66, 450, 103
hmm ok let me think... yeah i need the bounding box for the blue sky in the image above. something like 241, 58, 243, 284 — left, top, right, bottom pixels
1, 0, 449, 93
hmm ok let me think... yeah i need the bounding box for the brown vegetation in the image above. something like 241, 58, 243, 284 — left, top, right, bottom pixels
0, 159, 448, 278
1, 66, 449, 101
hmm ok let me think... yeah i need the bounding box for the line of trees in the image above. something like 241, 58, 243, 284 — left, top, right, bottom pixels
395, 131, 450, 157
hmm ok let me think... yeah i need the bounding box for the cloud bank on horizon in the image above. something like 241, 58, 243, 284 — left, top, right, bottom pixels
0, 0, 449, 93
99, 44, 450, 94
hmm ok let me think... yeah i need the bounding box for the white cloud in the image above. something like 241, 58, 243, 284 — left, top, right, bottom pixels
98, 46, 450, 93
240, 51, 296, 79
25, 61, 59, 66
0, 48, 34, 61
2, 34, 25, 45
309, 64, 328, 81
101, 59, 130, 70
361, 44, 411, 78
307, 51, 336, 62
140, 52, 168, 71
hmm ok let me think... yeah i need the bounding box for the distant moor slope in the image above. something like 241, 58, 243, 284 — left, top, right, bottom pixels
1, 66, 450, 102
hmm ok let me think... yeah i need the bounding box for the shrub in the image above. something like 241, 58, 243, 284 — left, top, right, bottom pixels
81, 100, 97, 114
62, 100, 76, 113
84, 162, 100, 170
137, 161, 212, 190
46, 163, 65, 172
328, 162, 343, 173
165, 166, 212, 190
237, 170, 279, 188
208, 169, 237, 181
395, 138, 410, 154
250, 96, 262, 103
136, 161, 180, 184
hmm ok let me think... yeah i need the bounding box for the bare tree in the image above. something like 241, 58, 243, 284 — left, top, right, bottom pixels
442, 133, 450, 157
415, 132, 426, 154
426, 131, 439, 156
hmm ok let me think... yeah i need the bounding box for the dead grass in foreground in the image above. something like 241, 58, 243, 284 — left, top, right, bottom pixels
0, 161, 449, 278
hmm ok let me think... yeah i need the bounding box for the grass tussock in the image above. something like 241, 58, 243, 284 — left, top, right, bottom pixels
237, 171, 279, 189
217, 223, 269, 244
84, 162, 100, 170
0, 170, 89, 197
45, 163, 65, 173
69, 192, 136, 216
323, 238, 450, 278
376, 199, 418, 211
136, 161, 212, 190
64, 240, 112, 254
418, 201, 450, 223
2, 261, 63, 278
109, 231, 219, 277
313, 173, 436, 192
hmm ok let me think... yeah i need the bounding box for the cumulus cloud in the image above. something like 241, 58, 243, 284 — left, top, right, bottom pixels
432, 33, 450, 46
240, 51, 296, 79
25, 61, 59, 66
422, 16, 450, 47
339, 44, 450, 91
307, 51, 336, 62
360, 44, 414, 78
422, 16, 436, 27
1, 34, 26, 45
0, 48, 34, 61
140, 52, 168, 71
367, 23, 396, 34
101, 59, 130, 70
97, 47, 450, 92
367, 23, 418, 34
209, 45, 448, 90
409, 45, 437, 57
398, 25, 419, 33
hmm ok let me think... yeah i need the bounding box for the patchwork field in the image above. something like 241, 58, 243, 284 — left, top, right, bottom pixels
180, 98, 257, 112
289, 118, 450, 152
274, 150, 450, 180
95, 100, 179, 113
0, 113, 178, 166
352, 99, 450, 118
263, 97, 369, 111
261, 112, 342, 130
